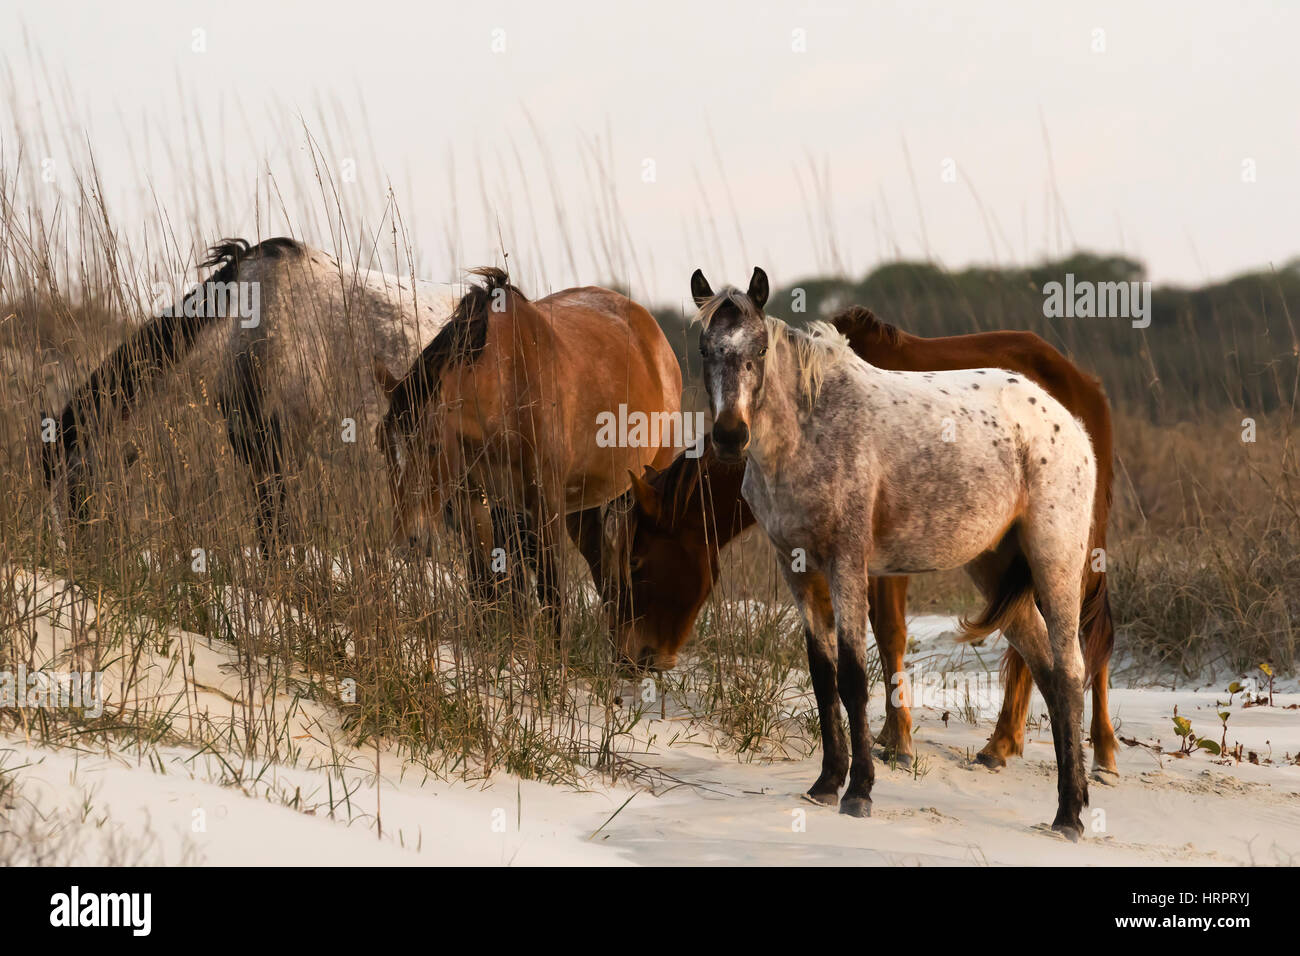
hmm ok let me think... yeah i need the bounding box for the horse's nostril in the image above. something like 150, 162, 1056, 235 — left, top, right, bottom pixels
712, 421, 749, 452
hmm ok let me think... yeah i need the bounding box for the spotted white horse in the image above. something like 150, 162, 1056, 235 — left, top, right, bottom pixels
691, 267, 1096, 840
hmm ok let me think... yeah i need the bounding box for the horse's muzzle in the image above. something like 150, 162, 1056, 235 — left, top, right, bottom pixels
712, 421, 749, 462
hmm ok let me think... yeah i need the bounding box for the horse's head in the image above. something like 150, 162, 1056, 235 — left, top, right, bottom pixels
603, 463, 718, 672
373, 358, 434, 554
692, 267, 770, 463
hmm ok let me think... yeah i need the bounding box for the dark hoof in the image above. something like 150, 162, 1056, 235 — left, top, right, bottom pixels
1052, 821, 1083, 843
803, 789, 839, 808
974, 750, 1007, 771
877, 746, 914, 769
839, 796, 872, 818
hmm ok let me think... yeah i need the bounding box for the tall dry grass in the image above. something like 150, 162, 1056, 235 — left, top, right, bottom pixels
1, 61, 1295, 809
0, 75, 826, 789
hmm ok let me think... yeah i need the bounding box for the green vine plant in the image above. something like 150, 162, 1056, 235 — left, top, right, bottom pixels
1172, 709, 1221, 757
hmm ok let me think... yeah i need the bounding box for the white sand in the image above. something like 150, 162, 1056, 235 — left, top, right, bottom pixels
3, 573, 1297, 866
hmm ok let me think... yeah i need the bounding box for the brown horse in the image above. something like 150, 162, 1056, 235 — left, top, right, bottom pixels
374, 268, 683, 627
609, 305, 1119, 776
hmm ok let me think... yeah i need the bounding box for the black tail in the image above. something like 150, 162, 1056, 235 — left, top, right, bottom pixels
42, 237, 300, 518
380, 266, 514, 437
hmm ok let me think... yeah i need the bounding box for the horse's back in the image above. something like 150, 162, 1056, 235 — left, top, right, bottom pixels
877, 326, 1111, 477
530, 286, 681, 407
230, 243, 461, 444
830, 360, 1093, 572
461, 284, 682, 511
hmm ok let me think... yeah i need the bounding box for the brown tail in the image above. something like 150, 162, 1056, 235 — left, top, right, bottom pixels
1079, 567, 1114, 684
956, 552, 1037, 644
959, 551, 1113, 684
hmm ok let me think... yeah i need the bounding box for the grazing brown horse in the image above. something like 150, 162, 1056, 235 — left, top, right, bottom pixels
374, 268, 683, 627
609, 304, 1119, 777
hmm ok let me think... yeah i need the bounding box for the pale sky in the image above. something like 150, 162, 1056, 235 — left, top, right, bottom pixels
3, 0, 1297, 306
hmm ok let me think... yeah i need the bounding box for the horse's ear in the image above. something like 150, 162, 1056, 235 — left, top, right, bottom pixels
641, 463, 659, 481
372, 357, 400, 398
690, 269, 714, 309
747, 267, 769, 311
627, 469, 662, 525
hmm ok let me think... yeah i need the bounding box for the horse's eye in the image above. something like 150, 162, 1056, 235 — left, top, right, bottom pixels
758, 346, 768, 357
698, 341, 707, 357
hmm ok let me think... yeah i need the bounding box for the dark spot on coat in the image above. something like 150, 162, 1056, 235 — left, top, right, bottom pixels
1028, 396, 1036, 404
1007, 377, 1018, 383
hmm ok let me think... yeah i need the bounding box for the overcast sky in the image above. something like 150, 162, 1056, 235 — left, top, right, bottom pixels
3, 1, 1297, 305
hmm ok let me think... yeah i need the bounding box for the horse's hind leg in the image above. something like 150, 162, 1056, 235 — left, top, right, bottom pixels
976, 649, 1034, 769
962, 546, 1034, 769
780, 566, 847, 807
978, 595, 1116, 779
1034, 594, 1088, 839
968, 546, 1088, 838
1089, 658, 1119, 778
979, 633, 1120, 781
870, 576, 914, 768
222, 379, 291, 558
1016, 532, 1090, 839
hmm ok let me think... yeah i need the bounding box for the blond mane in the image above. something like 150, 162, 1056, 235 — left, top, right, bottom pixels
769, 317, 854, 406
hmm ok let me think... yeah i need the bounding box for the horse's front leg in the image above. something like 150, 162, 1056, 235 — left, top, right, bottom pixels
454, 491, 497, 605
829, 555, 875, 817
780, 566, 846, 806
565, 506, 606, 598
532, 506, 565, 641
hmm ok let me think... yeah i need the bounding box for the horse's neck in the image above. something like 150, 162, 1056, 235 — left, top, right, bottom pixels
749, 340, 805, 468
681, 447, 753, 546
847, 325, 913, 367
